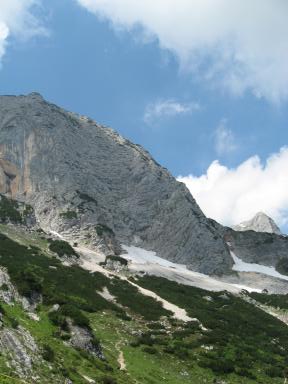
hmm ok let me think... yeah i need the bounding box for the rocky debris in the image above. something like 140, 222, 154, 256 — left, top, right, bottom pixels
233, 212, 282, 235
97, 287, 117, 303
0, 268, 43, 319
0, 93, 232, 275
0, 267, 18, 304
0, 326, 38, 378
27, 312, 40, 322
21, 291, 42, 313
68, 320, 104, 360
50, 303, 60, 312
103, 255, 129, 273
82, 375, 96, 383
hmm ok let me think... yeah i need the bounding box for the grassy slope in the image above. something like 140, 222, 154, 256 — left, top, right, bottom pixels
0, 225, 288, 383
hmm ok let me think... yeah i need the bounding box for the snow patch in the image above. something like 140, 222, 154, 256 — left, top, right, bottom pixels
122, 245, 188, 271
231, 251, 288, 282
49, 230, 65, 240
121, 245, 261, 293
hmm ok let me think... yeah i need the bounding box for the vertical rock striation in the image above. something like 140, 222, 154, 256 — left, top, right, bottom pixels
0, 93, 232, 275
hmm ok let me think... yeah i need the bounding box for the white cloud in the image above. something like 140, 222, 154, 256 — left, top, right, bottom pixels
144, 99, 200, 124
214, 119, 237, 156
178, 147, 288, 230
76, 0, 288, 103
0, 0, 46, 65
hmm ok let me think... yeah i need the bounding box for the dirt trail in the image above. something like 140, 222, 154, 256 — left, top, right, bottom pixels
116, 340, 126, 371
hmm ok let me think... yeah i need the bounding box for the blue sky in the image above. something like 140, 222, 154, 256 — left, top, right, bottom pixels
0, 0, 288, 230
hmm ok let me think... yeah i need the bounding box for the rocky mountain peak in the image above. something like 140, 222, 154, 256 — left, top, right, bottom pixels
0, 93, 233, 275
233, 212, 282, 235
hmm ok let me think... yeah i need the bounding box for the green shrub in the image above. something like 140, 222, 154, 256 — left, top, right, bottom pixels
0, 194, 22, 223
0, 303, 5, 315
109, 278, 172, 321
60, 211, 77, 220
265, 366, 284, 378
10, 317, 19, 329
76, 190, 98, 212
101, 376, 117, 384
115, 312, 131, 321
60, 304, 90, 328
276, 258, 288, 276
235, 368, 256, 379
147, 322, 165, 330
105, 255, 128, 266
48, 311, 68, 330
0, 283, 9, 291
135, 333, 155, 346
16, 265, 43, 297
42, 344, 55, 362
23, 204, 34, 217
95, 224, 114, 237
142, 346, 157, 355
49, 240, 79, 258
199, 357, 235, 375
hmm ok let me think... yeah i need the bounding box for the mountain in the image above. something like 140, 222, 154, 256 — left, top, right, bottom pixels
0, 93, 232, 275
1, 93, 288, 281
1, 93, 288, 383
233, 212, 282, 235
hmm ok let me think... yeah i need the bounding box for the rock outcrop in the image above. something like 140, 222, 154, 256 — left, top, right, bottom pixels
233, 212, 282, 235
225, 228, 288, 268
0, 93, 233, 275
68, 321, 104, 360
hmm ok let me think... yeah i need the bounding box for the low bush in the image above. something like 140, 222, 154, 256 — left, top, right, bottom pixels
101, 376, 117, 384
42, 344, 55, 362
60, 211, 77, 220
142, 346, 157, 355
95, 224, 114, 237
0, 194, 22, 223
49, 240, 79, 258
16, 265, 43, 297
105, 255, 128, 266
276, 258, 288, 276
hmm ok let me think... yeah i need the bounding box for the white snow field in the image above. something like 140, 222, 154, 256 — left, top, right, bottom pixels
121, 245, 261, 293
231, 251, 288, 282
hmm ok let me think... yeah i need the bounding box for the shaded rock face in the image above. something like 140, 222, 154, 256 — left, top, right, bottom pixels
0, 326, 39, 378
0, 93, 233, 275
233, 212, 282, 235
69, 322, 104, 360
225, 228, 288, 268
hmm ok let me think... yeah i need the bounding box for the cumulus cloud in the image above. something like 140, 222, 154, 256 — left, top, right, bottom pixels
0, 0, 46, 65
214, 119, 237, 156
77, 0, 288, 103
144, 99, 200, 124
177, 147, 288, 230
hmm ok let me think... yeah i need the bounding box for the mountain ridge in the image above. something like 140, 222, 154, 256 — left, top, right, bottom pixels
0, 92, 232, 275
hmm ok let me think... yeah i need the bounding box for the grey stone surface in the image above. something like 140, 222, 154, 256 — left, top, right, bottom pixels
225, 228, 288, 267
233, 212, 282, 235
0, 93, 233, 275
0, 326, 38, 378
68, 320, 104, 359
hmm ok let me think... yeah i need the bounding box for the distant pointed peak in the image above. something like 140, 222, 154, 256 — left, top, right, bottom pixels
233, 212, 282, 235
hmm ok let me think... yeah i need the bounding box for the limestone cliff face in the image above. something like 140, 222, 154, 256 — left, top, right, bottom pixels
0, 93, 232, 275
